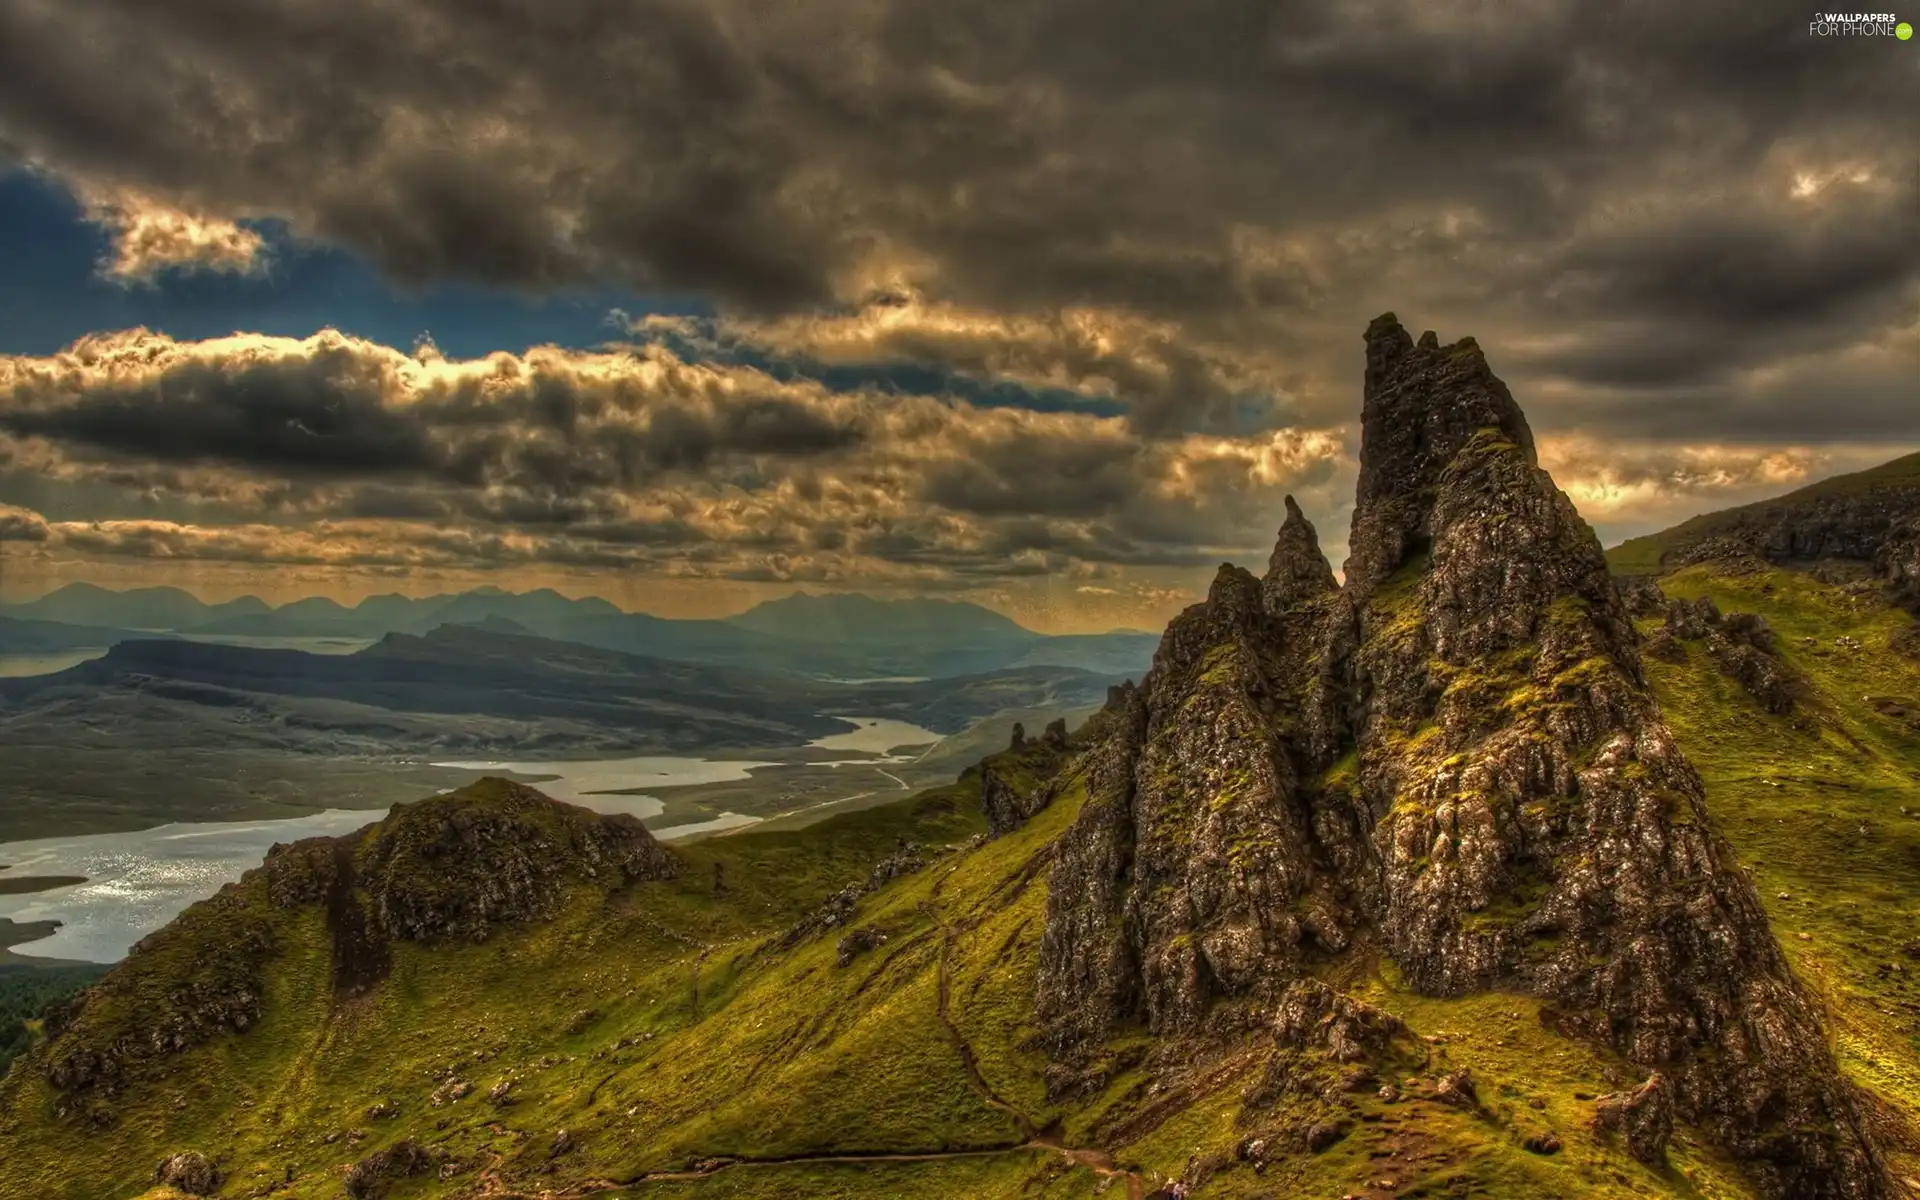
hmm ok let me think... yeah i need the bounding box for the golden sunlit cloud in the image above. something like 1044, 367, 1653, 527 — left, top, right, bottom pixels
75, 185, 270, 283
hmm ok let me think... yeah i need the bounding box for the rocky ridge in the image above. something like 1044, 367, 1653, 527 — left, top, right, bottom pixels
1023, 316, 1895, 1199
1643, 452, 1920, 596
38, 780, 678, 1105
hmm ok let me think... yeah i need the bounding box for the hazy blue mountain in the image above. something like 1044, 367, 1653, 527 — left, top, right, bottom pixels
1, 583, 266, 630
0, 586, 1160, 681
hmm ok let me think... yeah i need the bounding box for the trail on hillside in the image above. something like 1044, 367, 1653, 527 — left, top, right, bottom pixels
517, 835, 1151, 1198
923, 889, 1148, 1200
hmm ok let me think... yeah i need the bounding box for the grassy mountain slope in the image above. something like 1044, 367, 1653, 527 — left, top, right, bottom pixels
1608, 451, 1920, 576
1636, 564, 1920, 1171
8, 723, 1860, 1198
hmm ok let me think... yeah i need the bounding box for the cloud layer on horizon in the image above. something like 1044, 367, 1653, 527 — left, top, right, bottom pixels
1, 326, 1907, 624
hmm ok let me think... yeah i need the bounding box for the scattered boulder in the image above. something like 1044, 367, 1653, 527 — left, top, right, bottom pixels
836, 926, 887, 967
564, 1008, 600, 1036
430, 1077, 470, 1106
344, 1139, 436, 1199
365, 1100, 399, 1120
487, 1078, 516, 1107
153, 1150, 221, 1196
1523, 1131, 1563, 1155
1304, 1121, 1348, 1152
550, 1129, 575, 1158
1434, 1069, 1478, 1109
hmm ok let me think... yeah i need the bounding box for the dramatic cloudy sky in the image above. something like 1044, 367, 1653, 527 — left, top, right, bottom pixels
0, 0, 1914, 631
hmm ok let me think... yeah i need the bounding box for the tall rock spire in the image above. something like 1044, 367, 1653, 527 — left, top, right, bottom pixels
1345, 313, 1537, 595
1261, 495, 1337, 614
1031, 315, 1893, 1199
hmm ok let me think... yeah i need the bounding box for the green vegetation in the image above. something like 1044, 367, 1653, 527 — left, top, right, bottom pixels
1639, 565, 1920, 1182
5, 560, 1915, 1197
0, 966, 105, 1081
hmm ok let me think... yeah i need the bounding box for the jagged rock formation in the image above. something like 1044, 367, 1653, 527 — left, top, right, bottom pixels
1030, 316, 1894, 1199
42, 781, 678, 1101
980, 737, 1070, 836
1262, 495, 1338, 612
1652, 597, 1808, 717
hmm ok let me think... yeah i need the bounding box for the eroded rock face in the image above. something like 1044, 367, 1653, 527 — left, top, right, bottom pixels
1878, 516, 1920, 612
1595, 1073, 1675, 1165
1033, 315, 1894, 1199
1663, 476, 1920, 571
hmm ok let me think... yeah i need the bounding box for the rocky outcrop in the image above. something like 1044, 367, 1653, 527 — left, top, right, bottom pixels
1032, 316, 1894, 1199
40, 781, 678, 1102
344, 1139, 437, 1198
1262, 495, 1338, 613
1877, 516, 1920, 612
1652, 454, 1920, 574
1594, 1073, 1675, 1165
354, 781, 678, 944
778, 842, 927, 954
980, 741, 1068, 836
1616, 575, 1667, 618
1657, 598, 1808, 717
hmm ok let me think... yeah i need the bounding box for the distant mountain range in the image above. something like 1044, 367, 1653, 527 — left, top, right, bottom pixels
0, 585, 1159, 680
0, 623, 1120, 752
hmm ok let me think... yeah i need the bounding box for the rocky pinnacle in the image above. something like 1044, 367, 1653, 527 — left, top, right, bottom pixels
1031, 316, 1893, 1199
1262, 495, 1338, 614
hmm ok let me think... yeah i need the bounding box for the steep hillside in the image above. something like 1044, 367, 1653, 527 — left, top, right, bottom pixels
3, 318, 1915, 1200
1607, 451, 1920, 578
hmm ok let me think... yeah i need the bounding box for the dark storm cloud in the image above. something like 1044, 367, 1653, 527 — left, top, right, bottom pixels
0, 345, 438, 475
0, 331, 866, 497
0, 0, 1912, 441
